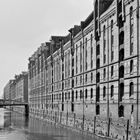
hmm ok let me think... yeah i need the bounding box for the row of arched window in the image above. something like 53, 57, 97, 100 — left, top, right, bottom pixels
52, 81, 134, 102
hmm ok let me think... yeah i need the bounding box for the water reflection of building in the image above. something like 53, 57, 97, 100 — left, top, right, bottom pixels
0, 109, 4, 128
4, 114, 11, 128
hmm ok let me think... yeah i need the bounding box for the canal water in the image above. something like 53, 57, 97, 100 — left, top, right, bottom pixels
0, 108, 96, 140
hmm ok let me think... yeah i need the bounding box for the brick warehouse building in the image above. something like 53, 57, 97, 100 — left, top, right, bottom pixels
28, 0, 140, 139
3, 72, 28, 114
13, 72, 28, 113
28, 43, 49, 116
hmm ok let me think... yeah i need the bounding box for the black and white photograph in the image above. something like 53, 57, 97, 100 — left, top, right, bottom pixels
0, 0, 140, 140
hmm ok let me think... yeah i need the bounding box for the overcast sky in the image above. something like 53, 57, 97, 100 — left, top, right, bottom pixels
0, 0, 93, 98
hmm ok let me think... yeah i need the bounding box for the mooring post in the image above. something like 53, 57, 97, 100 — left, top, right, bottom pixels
74, 113, 76, 127
108, 117, 111, 137
94, 116, 96, 134
126, 119, 129, 140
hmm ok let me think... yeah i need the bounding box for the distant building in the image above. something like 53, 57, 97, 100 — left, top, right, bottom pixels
3, 72, 28, 113
28, 43, 50, 115
14, 72, 28, 103
13, 72, 28, 113
3, 80, 14, 101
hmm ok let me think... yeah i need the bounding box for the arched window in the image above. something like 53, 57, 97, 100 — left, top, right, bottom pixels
111, 20, 114, 61
111, 85, 114, 98
119, 48, 124, 61
119, 65, 124, 78
65, 92, 67, 100
119, 105, 124, 117
59, 93, 61, 100
96, 44, 100, 56
130, 60, 133, 73
119, 31, 124, 45
96, 86, 100, 102
131, 104, 134, 114
129, 82, 134, 97
103, 68, 106, 79
96, 72, 100, 83
97, 58, 100, 69
85, 89, 88, 99
91, 34, 93, 68
76, 91, 78, 100
103, 86, 106, 98
80, 90, 83, 99
85, 38, 88, 70
96, 105, 100, 115
91, 72, 93, 82
80, 76, 82, 84
62, 92, 64, 102
80, 41, 82, 72
91, 88, 93, 98
130, 6, 134, 55
85, 74, 87, 83
76, 44, 78, 73
68, 92, 70, 100
119, 83, 124, 101
103, 25, 106, 64
111, 66, 114, 77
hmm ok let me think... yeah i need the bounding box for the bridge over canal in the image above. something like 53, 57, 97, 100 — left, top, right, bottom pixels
0, 99, 29, 116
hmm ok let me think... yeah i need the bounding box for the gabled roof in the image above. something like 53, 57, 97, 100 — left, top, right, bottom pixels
99, 0, 114, 16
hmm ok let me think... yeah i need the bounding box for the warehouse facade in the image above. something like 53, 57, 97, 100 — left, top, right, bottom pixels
28, 0, 140, 139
